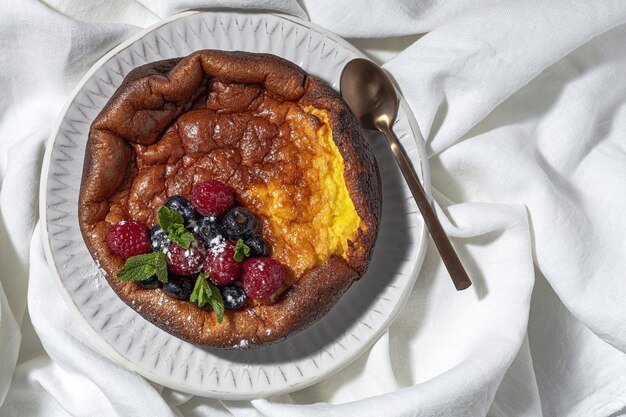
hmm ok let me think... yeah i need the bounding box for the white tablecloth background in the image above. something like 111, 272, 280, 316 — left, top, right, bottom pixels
2, 1, 626, 416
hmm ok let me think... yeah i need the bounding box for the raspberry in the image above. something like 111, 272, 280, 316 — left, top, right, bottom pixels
242, 257, 286, 300
166, 238, 205, 276
191, 180, 234, 217
204, 239, 242, 285
106, 220, 150, 260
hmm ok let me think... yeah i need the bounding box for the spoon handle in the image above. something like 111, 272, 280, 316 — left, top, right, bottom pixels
379, 125, 472, 291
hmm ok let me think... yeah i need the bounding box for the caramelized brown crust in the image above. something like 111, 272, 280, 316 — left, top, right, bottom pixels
79, 50, 381, 348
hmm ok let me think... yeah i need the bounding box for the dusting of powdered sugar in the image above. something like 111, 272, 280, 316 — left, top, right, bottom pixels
208, 235, 226, 256
233, 339, 249, 349
93, 259, 107, 277
83, 260, 106, 290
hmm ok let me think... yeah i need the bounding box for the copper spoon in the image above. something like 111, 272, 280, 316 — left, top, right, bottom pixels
340, 58, 471, 291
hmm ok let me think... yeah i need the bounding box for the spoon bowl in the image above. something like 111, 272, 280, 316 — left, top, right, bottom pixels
340, 58, 399, 131
340, 58, 472, 291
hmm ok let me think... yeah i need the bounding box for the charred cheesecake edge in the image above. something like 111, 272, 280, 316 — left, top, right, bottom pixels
78, 50, 381, 349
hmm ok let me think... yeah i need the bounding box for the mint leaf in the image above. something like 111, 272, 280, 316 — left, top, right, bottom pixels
167, 224, 195, 248
157, 206, 194, 249
153, 253, 168, 283
207, 282, 224, 324
190, 272, 210, 306
234, 239, 251, 262
190, 272, 224, 324
118, 252, 167, 283
158, 206, 184, 230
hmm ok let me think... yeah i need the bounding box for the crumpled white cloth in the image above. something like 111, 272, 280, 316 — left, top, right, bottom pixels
2, 0, 626, 416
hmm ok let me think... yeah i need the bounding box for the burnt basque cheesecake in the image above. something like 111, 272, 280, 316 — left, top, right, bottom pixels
78, 50, 381, 349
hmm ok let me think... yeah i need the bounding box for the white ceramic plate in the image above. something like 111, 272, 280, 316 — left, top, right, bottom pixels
40, 11, 429, 400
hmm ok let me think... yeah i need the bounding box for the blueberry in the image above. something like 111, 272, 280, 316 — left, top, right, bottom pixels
193, 216, 222, 245
221, 286, 246, 310
163, 274, 194, 300
244, 235, 269, 257
137, 275, 161, 289
164, 195, 196, 227
150, 225, 170, 252
221, 207, 258, 240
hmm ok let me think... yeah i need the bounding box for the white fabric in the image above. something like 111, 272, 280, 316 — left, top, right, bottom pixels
1, 0, 626, 415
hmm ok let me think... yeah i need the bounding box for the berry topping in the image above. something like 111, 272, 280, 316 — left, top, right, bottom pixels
193, 216, 222, 245
164, 195, 196, 227
106, 220, 151, 260
242, 257, 286, 300
163, 274, 194, 300
191, 180, 234, 217
222, 207, 259, 240
150, 225, 170, 252
244, 235, 269, 257
137, 275, 161, 289
221, 286, 246, 310
204, 239, 242, 285
166, 238, 205, 276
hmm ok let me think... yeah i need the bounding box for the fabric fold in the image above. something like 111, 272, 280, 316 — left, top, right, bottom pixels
1, 1, 625, 416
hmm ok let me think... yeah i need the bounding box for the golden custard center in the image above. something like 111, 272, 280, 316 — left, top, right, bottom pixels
249, 106, 361, 277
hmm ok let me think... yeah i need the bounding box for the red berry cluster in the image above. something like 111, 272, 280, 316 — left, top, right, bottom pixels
106, 180, 286, 305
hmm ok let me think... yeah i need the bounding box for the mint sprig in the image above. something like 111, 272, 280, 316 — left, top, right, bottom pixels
234, 239, 251, 262
157, 206, 194, 249
118, 252, 168, 283
190, 272, 225, 324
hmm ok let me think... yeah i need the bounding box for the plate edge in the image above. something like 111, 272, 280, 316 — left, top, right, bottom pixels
38, 9, 430, 400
